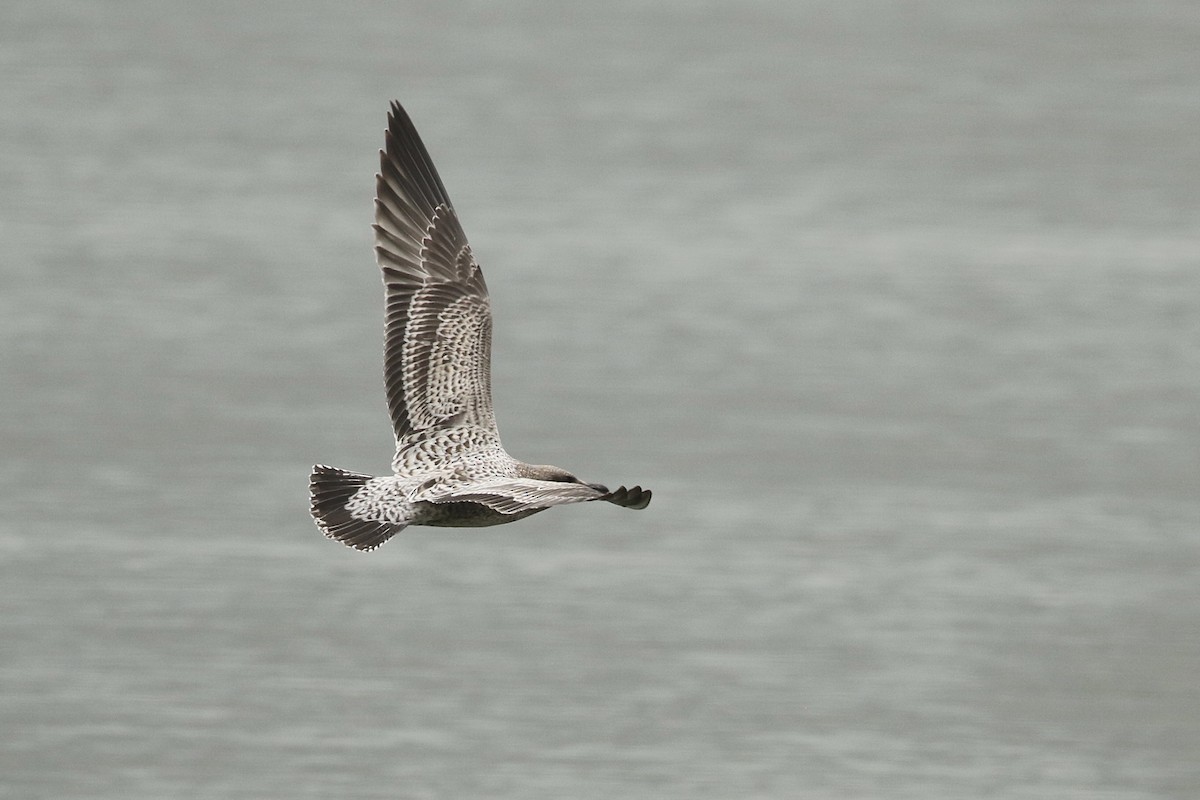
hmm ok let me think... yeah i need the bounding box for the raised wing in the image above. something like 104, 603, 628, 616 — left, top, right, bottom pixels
373, 102, 495, 443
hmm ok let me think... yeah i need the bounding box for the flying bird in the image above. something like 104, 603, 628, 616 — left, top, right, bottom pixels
309, 101, 651, 551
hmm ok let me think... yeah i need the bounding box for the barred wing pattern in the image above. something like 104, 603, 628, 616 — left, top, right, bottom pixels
423, 479, 652, 514
309, 101, 650, 551
373, 102, 496, 445
425, 478, 608, 514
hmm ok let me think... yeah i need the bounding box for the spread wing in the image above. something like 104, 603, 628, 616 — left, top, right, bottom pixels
425, 479, 609, 515
373, 102, 496, 444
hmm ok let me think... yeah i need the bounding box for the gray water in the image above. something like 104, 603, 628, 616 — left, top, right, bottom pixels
2, 1, 1198, 797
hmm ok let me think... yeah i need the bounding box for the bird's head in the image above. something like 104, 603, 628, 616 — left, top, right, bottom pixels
519, 463, 608, 494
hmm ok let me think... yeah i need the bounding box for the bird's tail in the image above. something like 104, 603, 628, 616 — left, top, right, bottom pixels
309, 465, 405, 551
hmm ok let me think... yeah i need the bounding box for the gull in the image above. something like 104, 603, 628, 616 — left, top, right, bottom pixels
309, 101, 651, 551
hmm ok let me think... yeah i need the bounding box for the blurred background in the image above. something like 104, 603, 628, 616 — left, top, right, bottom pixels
2, 1, 1198, 797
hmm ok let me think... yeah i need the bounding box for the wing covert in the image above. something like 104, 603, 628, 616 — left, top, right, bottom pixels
425, 479, 608, 515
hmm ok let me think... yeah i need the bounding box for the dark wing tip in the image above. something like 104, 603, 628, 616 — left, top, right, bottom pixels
603, 485, 652, 510
381, 100, 452, 208
387, 100, 408, 127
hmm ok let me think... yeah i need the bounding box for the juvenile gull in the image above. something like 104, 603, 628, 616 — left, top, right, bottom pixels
310, 101, 651, 551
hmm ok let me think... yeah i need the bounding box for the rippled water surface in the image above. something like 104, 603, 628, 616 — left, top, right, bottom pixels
3, 1, 1198, 797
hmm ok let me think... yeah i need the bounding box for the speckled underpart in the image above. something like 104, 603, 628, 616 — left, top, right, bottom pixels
309, 101, 651, 551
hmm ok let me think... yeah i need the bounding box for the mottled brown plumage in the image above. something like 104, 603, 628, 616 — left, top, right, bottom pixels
309, 102, 650, 551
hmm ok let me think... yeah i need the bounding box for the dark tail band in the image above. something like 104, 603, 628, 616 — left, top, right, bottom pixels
309, 465, 405, 551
